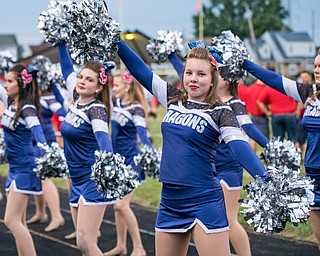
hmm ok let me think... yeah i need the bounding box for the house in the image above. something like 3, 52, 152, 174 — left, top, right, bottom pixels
244, 31, 316, 77
0, 34, 23, 62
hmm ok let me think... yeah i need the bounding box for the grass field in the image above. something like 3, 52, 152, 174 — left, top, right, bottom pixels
0, 105, 316, 244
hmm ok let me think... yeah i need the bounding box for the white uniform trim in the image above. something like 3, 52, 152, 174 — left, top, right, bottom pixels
220, 180, 242, 191
155, 218, 229, 234
5, 180, 42, 195
69, 195, 116, 207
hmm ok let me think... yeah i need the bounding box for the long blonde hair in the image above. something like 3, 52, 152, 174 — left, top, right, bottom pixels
115, 71, 149, 122
306, 49, 320, 105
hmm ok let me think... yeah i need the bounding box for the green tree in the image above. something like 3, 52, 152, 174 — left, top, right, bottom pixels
193, 0, 290, 40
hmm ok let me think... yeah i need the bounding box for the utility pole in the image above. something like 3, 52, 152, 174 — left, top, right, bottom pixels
244, 3, 258, 60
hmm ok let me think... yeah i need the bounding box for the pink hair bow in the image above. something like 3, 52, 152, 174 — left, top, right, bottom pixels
99, 68, 108, 85
122, 70, 134, 84
21, 69, 33, 84
208, 54, 218, 69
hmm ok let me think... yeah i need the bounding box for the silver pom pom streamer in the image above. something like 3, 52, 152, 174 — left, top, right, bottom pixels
261, 137, 302, 171
0, 50, 15, 73
0, 128, 7, 164
240, 137, 314, 234
211, 30, 249, 83
134, 145, 161, 179
34, 142, 69, 180
50, 63, 66, 89
69, 0, 121, 64
31, 55, 53, 90
91, 151, 140, 199
38, 0, 76, 46
146, 30, 184, 64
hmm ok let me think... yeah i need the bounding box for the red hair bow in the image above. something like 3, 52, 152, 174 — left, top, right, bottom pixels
208, 54, 218, 68
21, 69, 33, 84
99, 68, 108, 85
122, 70, 134, 84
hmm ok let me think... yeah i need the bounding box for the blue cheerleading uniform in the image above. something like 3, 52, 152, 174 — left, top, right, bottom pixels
216, 97, 269, 189
111, 97, 152, 182
58, 42, 115, 207
243, 59, 320, 210
118, 40, 267, 233
2, 102, 46, 195
168, 52, 269, 189
39, 91, 66, 145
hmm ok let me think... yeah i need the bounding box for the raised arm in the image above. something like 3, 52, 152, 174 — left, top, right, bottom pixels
117, 40, 153, 94
168, 52, 184, 78
58, 42, 74, 80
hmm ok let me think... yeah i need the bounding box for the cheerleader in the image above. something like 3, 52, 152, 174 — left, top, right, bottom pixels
3, 64, 47, 256
168, 50, 269, 256
58, 42, 115, 256
117, 40, 269, 256
27, 83, 66, 232
103, 70, 150, 256
242, 51, 320, 250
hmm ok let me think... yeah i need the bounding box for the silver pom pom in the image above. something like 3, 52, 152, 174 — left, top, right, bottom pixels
0, 50, 15, 73
211, 30, 249, 82
38, 0, 75, 46
0, 129, 7, 164
91, 151, 140, 199
31, 55, 53, 90
69, 0, 121, 64
134, 145, 161, 179
240, 137, 314, 234
146, 30, 184, 64
34, 142, 69, 180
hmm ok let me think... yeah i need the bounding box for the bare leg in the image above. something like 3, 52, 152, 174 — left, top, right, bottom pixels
309, 211, 320, 250
76, 200, 106, 256
65, 178, 76, 239
222, 184, 251, 256
4, 189, 37, 256
156, 231, 191, 256
42, 178, 65, 232
26, 194, 48, 224
192, 224, 230, 256
104, 192, 145, 256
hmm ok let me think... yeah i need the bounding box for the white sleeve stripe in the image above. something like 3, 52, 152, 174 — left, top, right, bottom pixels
133, 115, 147, 127
92, 119, 109, 133
236, 115, 252, 126
152, 73, 167, 108
25, 116, 40, 128
50, 102, 63, 113
220, 126, 247, 144
282, 76, 303, 103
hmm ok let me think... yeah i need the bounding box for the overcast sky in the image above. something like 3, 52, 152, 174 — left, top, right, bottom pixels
0, 0, 319, 57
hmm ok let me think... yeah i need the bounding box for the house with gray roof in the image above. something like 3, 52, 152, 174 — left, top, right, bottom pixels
0, 34, 23, 61
244, 31, 316, 77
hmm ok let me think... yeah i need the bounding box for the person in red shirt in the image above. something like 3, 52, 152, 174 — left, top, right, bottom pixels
257, 86, 298, 141
246, 79, 270, 151
238, 82, 250, 111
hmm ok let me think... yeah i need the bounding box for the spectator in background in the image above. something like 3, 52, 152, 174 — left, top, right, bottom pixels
295, 70, 312, 153
246, 79, 270, 151
256, 80, 298, 141
237, 80, 250, 110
